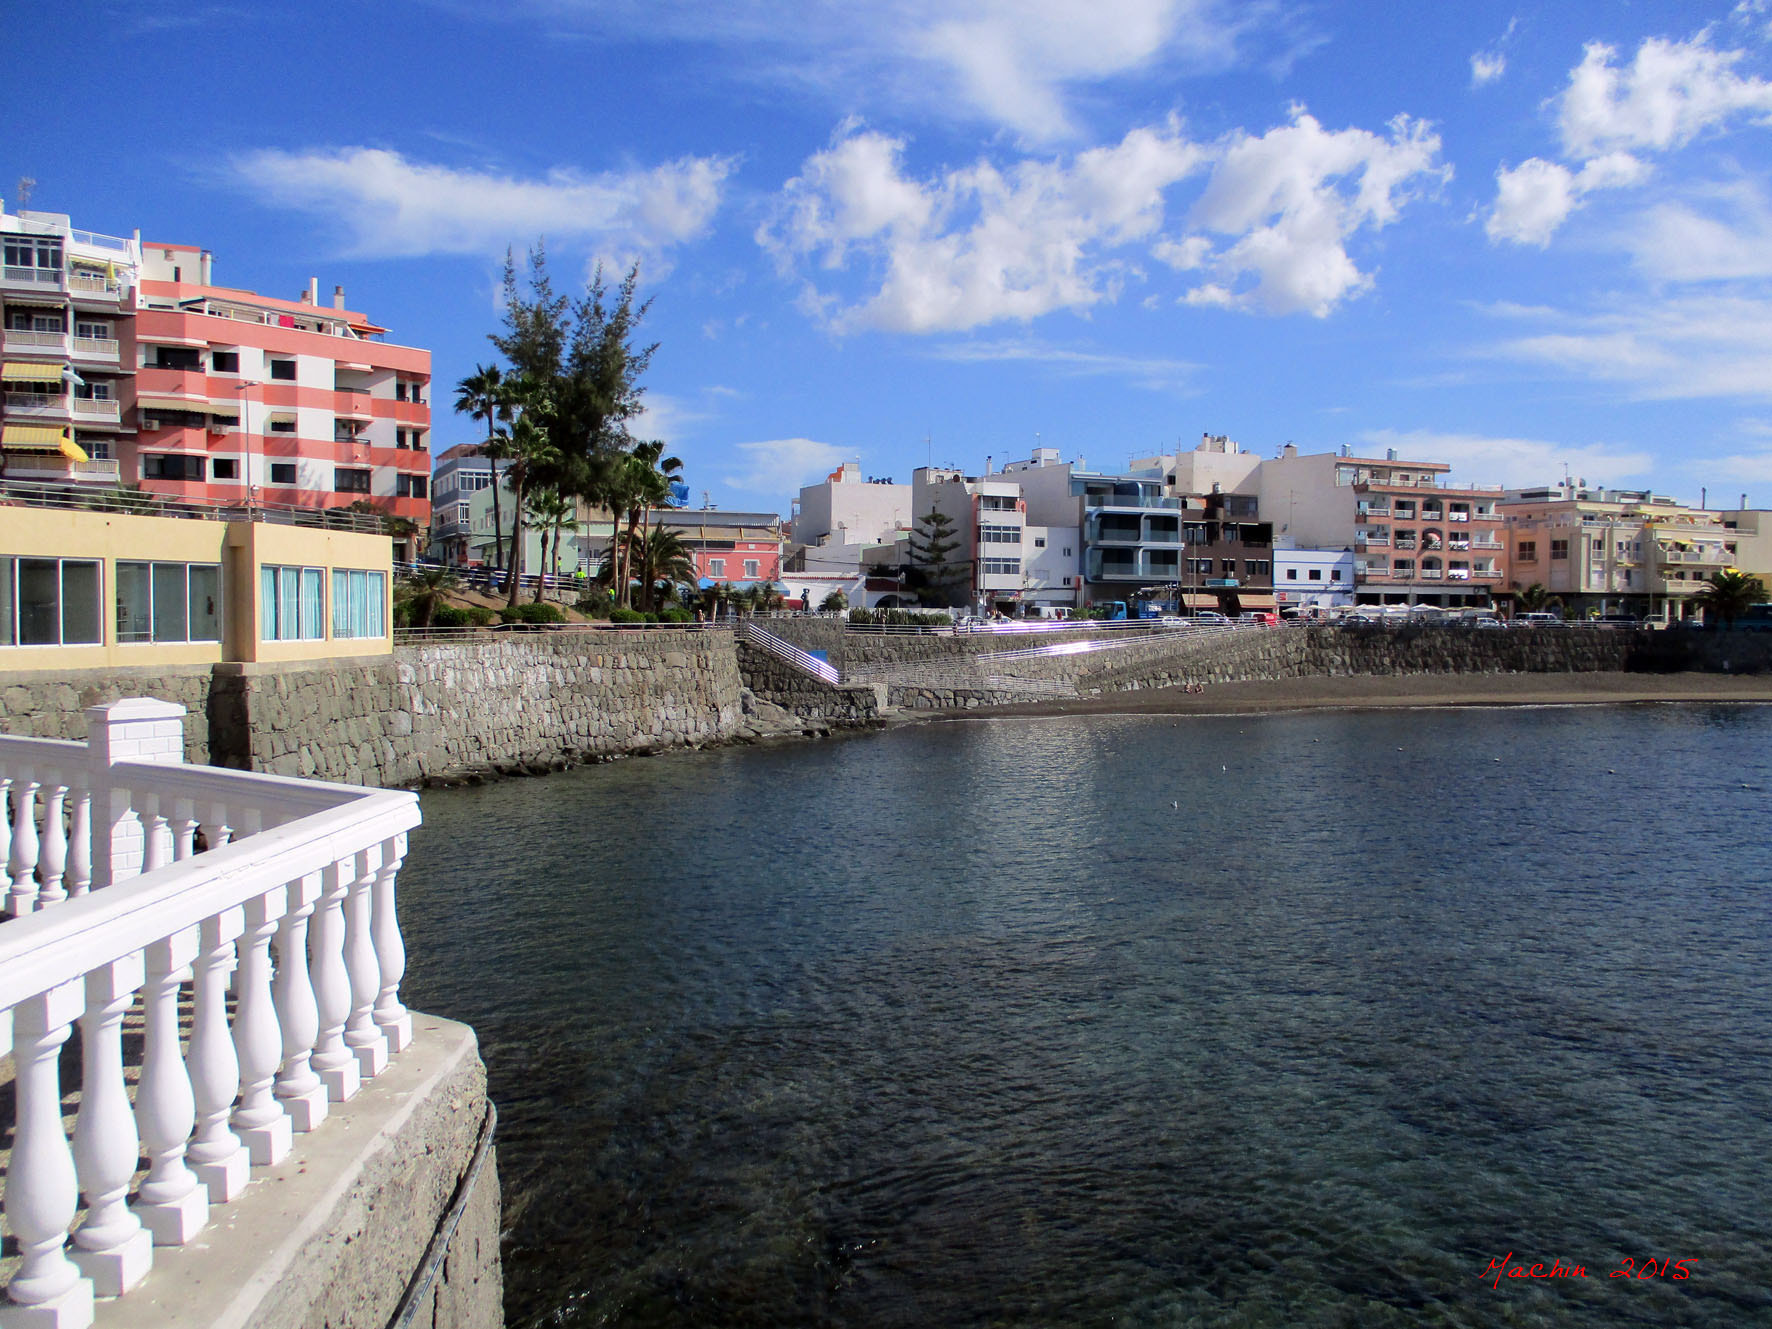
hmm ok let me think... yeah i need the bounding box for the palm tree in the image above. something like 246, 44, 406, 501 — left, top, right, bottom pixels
454, 365, 511, 572
1512, 582, 1562, 617
526, 487, 577, 601
1694, 568, 1766, 627
819, 590, 848, 613
625, 525, 695, 612
495, 392, 561, 608
394, 565, 462, 628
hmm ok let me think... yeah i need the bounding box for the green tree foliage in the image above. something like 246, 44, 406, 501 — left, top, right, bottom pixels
1695, 568, 1766, 627
907, 508, 968, 608
453, 364, 510, 569
620, 524, 696, 613
819, 589, 849, 613
1512, 582, 1563, 617
394, 565, 462, 629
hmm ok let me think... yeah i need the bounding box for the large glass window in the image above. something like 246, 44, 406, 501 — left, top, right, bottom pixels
116, 561, 221, 644
331, 569, 387, 639
3, 557, 101, 646
261, 565, 325, 641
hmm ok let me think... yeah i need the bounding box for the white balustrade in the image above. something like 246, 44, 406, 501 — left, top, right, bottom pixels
0, 699, 422, 1325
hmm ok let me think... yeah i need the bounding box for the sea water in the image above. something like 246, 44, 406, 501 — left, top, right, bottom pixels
401, 704, 1772, 1328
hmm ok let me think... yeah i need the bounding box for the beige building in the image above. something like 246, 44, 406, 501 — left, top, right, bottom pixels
1500, 482, 1747, 621
1, 497, 392, 671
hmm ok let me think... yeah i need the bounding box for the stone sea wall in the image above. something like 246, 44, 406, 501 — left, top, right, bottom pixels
735, 638, 886, 724
0, 663, 215, 759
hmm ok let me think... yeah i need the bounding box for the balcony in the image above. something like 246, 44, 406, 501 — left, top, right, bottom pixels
1446, 511, 1471, 523
0, 699, 427, 1327
1082, 492, 1180, 510
1419, 568, 1445, 579
1656, 548, 1729, 565
4, 390, 74, 421
1472, 537, 1503, 549
3, 329, 70, 356
1356, 505, 1392, 517
71, 335, 120, 363
0, 453, 120, 483
1, 265, 65, 293
67, 271, 126, 306
1356, 532, 1390, 547
71, 396, 123, 424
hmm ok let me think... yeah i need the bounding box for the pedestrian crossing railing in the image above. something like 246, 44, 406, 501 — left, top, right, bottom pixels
0, 698, 421, 1329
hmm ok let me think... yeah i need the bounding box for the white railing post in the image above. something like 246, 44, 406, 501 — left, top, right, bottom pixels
2, 981, 92, 1329
8, 772, 41, 914
35, 782, 67, 908
0, 773, 13, 908
371, 833, 412, 1053
310, 857, 361, 1102
231, 885, 293, 1166
64, 783, 90, 898
134, 929, 207, 1245
343, 843, 389, 1078
274, 872, 328, 1131
186, 907, 249, 1204
84, 698, 186, 890
70, 954, 153, 1297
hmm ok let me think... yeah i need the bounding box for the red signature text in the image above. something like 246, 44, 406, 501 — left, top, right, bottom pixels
1483, 1253, 1694, 1290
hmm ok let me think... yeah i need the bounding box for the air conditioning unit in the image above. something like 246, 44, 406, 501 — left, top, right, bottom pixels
140, 416, 160, 431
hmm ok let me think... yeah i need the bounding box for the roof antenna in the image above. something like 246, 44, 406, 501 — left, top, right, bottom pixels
16, 176, 35, 210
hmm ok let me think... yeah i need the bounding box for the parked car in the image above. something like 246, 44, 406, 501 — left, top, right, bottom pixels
1189, 610, 1230, 624
1512, 612, 1568, 627
1466, 615, 1504, 629
1237, 611, 1278, 627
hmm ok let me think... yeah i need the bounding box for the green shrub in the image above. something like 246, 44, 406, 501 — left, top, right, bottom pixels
466, 606, 497, 626
609, 607, 646, 623
643, 611, 659, 622
575, 587, 614, 617
848, 608, 875, 624
432, 606, 470, 628
497, 602, 566, 625
661, 607, 692, 623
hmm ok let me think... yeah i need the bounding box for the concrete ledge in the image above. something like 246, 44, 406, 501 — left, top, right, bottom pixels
95, 1014, 501, 1329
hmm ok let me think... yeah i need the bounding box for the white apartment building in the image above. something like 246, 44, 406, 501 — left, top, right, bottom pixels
1274, 546, 1356, 611
911, 462, 1080, 614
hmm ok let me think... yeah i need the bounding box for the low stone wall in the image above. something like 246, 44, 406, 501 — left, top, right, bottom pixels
0, 664, 215, 760
736, 639, 885, 724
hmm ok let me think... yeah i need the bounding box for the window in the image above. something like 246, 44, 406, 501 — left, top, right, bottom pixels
212, 458, 238, 480
979, 495, 1017, 511
1246, 560, 1271, 577
334, 468, 372, 494
1033, 536, 1046, 548
270, 462, 297, 486
1308, 568, 1322, 581
980, 557, 1021, 576
7, 309, 64, 332
1220, 559, 1237, 575
142, 454, 206, 481
1286, 568, 1298, 580
978, 524, 1020, 543
397, 473, 428, 499
1517, 540, 1537, 562
743, 559, 760, 578
269, 417, 296, 434
1188, 558, 1213, 575
260, 566, 324, 641
1550, 540, 1569, 560
269, 358, 297, 381
1063, 547, 1072, 557
116, 562, 220, 644
1593, 539, 1605, 554
4, 237, 62, 271
151, 346, 202, 371
709, 559, 726, 577
1331, 569, 1342, 581
75, 320, 112, 341
2, 558, 100, 647
331, 569, 387, 640
211, 350, 240, 373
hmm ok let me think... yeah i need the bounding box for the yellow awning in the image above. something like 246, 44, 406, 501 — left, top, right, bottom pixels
136, 393, 235, 415
2, 361, 64, 383
2, 425, 84, 462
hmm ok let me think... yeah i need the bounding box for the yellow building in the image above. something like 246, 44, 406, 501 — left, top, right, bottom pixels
0, 498, 392, 671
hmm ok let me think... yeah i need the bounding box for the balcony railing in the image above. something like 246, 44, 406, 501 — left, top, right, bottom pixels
1419, 568, 1445, 579
1356, 532, 1390, 547
67, 272, 124, 298
0, 455, 120, 483
4, 391, 73, 418
1472, 538, 1503, 549
71, 335, 119, 360
3, 330, 69, 353
0, 699, 421, 1324
2, 266, 64, 288
71, 397, 122, 422
1082, 493, 1180, 510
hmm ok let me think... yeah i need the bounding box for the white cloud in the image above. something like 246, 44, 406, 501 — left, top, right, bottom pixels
1483, 292, 1772, 400
231, 147, 733, 262
1172, 110, 1449, 316
1558, 33, 1772, 158
928, 337, 1203, 389
1471, 51, 1507, 87
762, 109, 1447, 330
500, 0, 1279, 141
1487, 29, 1772, 246
1486, 151, 1645, 245
1628, 180, 1772, 280
1360, 427, 1653, 488
721, 438, 854, 495
760, 121, 1205, 332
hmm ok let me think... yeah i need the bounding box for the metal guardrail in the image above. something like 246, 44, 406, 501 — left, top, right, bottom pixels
0, 478, 393, 532
739, 623, 841, 683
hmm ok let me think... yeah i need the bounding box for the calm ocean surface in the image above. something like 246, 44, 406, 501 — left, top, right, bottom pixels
400, 705, 1772, 1328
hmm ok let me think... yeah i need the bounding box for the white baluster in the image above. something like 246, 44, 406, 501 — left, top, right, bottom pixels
3, 982, 94, 1329
186, 907, 249, 1204
204, 799, 233, 852
343, 844, 389, 1079
0, 773, 14, 909
231, 886, 293, 1166
310, 857, 361, 1102
171, 797, 198, 861
371, 833, 413, 1053
64, 784, 91, 898
134, 930, 208, 1245
140, 796, 169, 876
9, 772, 41, 914
35, 783, 68, 908
274, 873, 328, 1131
70, 955, 152, 1297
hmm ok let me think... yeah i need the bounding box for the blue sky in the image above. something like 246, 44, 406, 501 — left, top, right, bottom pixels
11, 0, 1772, 512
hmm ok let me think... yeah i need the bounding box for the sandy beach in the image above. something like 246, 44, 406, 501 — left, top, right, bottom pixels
950, 671, 1772, 720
